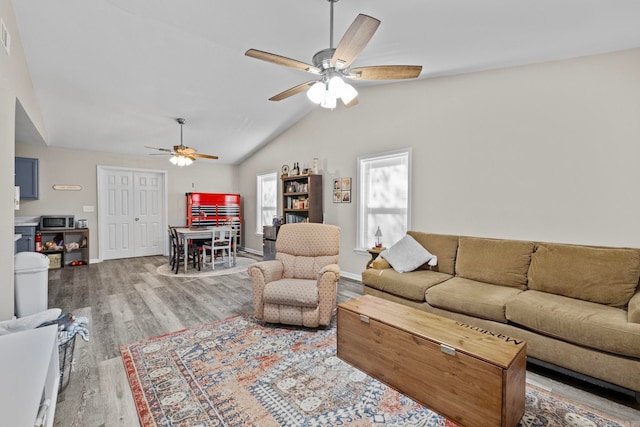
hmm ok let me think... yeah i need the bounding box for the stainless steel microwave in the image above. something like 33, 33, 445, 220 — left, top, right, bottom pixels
40, 215, 75, 230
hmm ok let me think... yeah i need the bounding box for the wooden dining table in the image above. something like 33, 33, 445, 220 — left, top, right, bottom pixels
174, 227, 237, 273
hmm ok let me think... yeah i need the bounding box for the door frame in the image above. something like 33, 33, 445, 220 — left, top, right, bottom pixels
97, 165, 169, 262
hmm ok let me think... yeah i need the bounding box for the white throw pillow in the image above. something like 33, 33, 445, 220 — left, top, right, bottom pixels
380, 234, 437, 273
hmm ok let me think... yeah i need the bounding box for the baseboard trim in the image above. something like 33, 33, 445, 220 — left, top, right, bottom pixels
340, 271, 361, 282
241, 247, 262, 256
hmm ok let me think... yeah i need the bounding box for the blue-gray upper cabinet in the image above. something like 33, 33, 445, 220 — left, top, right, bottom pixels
15, 157, 39, 199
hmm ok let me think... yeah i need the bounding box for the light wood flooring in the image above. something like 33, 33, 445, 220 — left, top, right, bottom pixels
49, 254, 640, 426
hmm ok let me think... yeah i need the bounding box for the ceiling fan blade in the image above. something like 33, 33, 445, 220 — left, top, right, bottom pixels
149, 153, 172, 156
269, 81, 315, 102
349, 65, 423, 80
144, 145, 172, 152
181, 147, 196, 155
331, 14, 380, 69
245, 49, 321, 74
192, 153, 219, 160
343, 96, 359, 108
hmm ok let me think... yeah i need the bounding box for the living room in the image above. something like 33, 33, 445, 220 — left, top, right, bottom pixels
2, 1, 640, 426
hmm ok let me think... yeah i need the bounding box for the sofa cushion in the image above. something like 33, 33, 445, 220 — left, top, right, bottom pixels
362, 268, 452, 302
528, 243, 640, 307
455, 237, 533, 290
425, 277, 524, 323
381, 234, 436, 273
264, 279, 318, 307
407, 232, 459, 275
506, 290, 640, 358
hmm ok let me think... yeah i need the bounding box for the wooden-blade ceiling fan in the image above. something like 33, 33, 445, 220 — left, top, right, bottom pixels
245, 0, 422, 108
145, 118, 218, 165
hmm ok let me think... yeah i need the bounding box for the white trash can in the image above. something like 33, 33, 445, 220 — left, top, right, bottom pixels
14, 252, 50, 317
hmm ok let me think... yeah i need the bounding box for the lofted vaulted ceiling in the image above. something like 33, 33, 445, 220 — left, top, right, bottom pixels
11, 0, 640, 164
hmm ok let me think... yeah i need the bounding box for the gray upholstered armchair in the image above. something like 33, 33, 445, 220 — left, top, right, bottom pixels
247, 223, 340, 327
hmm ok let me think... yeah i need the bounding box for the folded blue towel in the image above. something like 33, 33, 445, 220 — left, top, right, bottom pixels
58, 316, 90, 345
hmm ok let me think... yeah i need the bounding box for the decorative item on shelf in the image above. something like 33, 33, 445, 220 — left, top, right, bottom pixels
332, 177, 352, 203
313, 158, 319, 174
375, 226, 383, 248
281, 164, 289, 178
291, 162, 300, 176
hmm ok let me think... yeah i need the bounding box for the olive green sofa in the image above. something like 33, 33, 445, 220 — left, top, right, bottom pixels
361, 231, 640, 399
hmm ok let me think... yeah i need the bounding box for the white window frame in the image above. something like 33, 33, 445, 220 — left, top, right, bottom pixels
256, 171, 278, 234
356, 148, 411, 252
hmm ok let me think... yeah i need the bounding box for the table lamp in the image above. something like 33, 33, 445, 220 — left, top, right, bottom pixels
375, 226, 383, 248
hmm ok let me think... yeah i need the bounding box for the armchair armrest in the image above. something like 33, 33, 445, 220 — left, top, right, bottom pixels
247, 260, 284, 320
629, 290, 640, 324
371, 257, 391, 270
317, 263, 341, 325
248, 260, 284, 284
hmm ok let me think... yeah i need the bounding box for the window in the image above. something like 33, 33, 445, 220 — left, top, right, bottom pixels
357, 149, 411, 250
256, 172, 277, 233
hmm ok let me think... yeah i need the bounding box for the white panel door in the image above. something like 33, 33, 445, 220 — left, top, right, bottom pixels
99, 167, 166, 260
133, 172, 163, 257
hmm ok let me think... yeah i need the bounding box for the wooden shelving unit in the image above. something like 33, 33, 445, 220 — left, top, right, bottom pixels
282, 174, 323, 224
40, 228, 90, 268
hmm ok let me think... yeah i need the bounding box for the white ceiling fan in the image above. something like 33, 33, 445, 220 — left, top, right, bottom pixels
145, 118, 219, 166
245, 0, 422, 108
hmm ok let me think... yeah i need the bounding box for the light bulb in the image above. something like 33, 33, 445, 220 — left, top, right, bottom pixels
320, 93, 337, 109
340, 83, 358, 104
169, 156, 179, 165
307, 82, 325, 104
327, 75, 345, 98
185, 157, 193, 166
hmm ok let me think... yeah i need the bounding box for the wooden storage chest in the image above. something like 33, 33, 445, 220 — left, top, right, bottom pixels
337, 295, 527, 427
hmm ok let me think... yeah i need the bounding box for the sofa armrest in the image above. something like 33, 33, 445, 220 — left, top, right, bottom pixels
247, 261, 284, 319
629, 290, 640, 324
371, 257, 391, 270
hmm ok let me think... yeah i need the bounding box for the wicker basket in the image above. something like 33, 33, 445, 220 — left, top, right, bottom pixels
58, 334, 76, 393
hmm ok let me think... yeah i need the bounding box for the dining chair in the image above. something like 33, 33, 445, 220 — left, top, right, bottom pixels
170, 227, 201, 273
202, 227, 233, 270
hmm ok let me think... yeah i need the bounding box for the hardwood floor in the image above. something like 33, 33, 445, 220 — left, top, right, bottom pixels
50, 254, 639, 426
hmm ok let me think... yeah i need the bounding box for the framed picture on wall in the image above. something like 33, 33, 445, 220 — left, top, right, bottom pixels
333, 177, 353, 203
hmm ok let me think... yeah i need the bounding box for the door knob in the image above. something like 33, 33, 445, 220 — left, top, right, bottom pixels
135, 217, 139, 221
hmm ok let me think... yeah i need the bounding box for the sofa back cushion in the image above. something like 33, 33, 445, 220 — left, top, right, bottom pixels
455, 237, 533, 289
528, 243, 640, 307
407, 231, 459, 275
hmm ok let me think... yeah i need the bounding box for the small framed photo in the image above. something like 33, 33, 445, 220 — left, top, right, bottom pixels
333, 190, 342, 203
341, 178, 351, 191
342, 190, 351, 203
333, 179, 341, 190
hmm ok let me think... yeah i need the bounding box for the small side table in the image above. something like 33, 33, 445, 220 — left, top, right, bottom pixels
366, 247, 385, 269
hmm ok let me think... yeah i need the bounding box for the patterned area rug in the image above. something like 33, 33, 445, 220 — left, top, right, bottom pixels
156, 255, 256, 277
121, 314, 632, 427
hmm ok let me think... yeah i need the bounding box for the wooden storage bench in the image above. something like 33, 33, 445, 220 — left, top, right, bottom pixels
337, 295, 527, 427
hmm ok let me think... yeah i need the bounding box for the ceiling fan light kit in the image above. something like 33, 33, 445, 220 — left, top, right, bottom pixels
245, 0, 422, 109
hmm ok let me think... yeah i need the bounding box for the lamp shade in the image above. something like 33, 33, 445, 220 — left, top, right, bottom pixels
307, 82, 325, 104
340, 83, 358, 104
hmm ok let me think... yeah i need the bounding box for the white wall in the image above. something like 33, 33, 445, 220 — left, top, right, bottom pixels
15, 144, 238, 260
0, 0, 46, 320
238, 48, 640, 278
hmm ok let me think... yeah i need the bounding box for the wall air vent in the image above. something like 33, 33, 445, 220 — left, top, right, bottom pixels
1, 19, 10, 55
